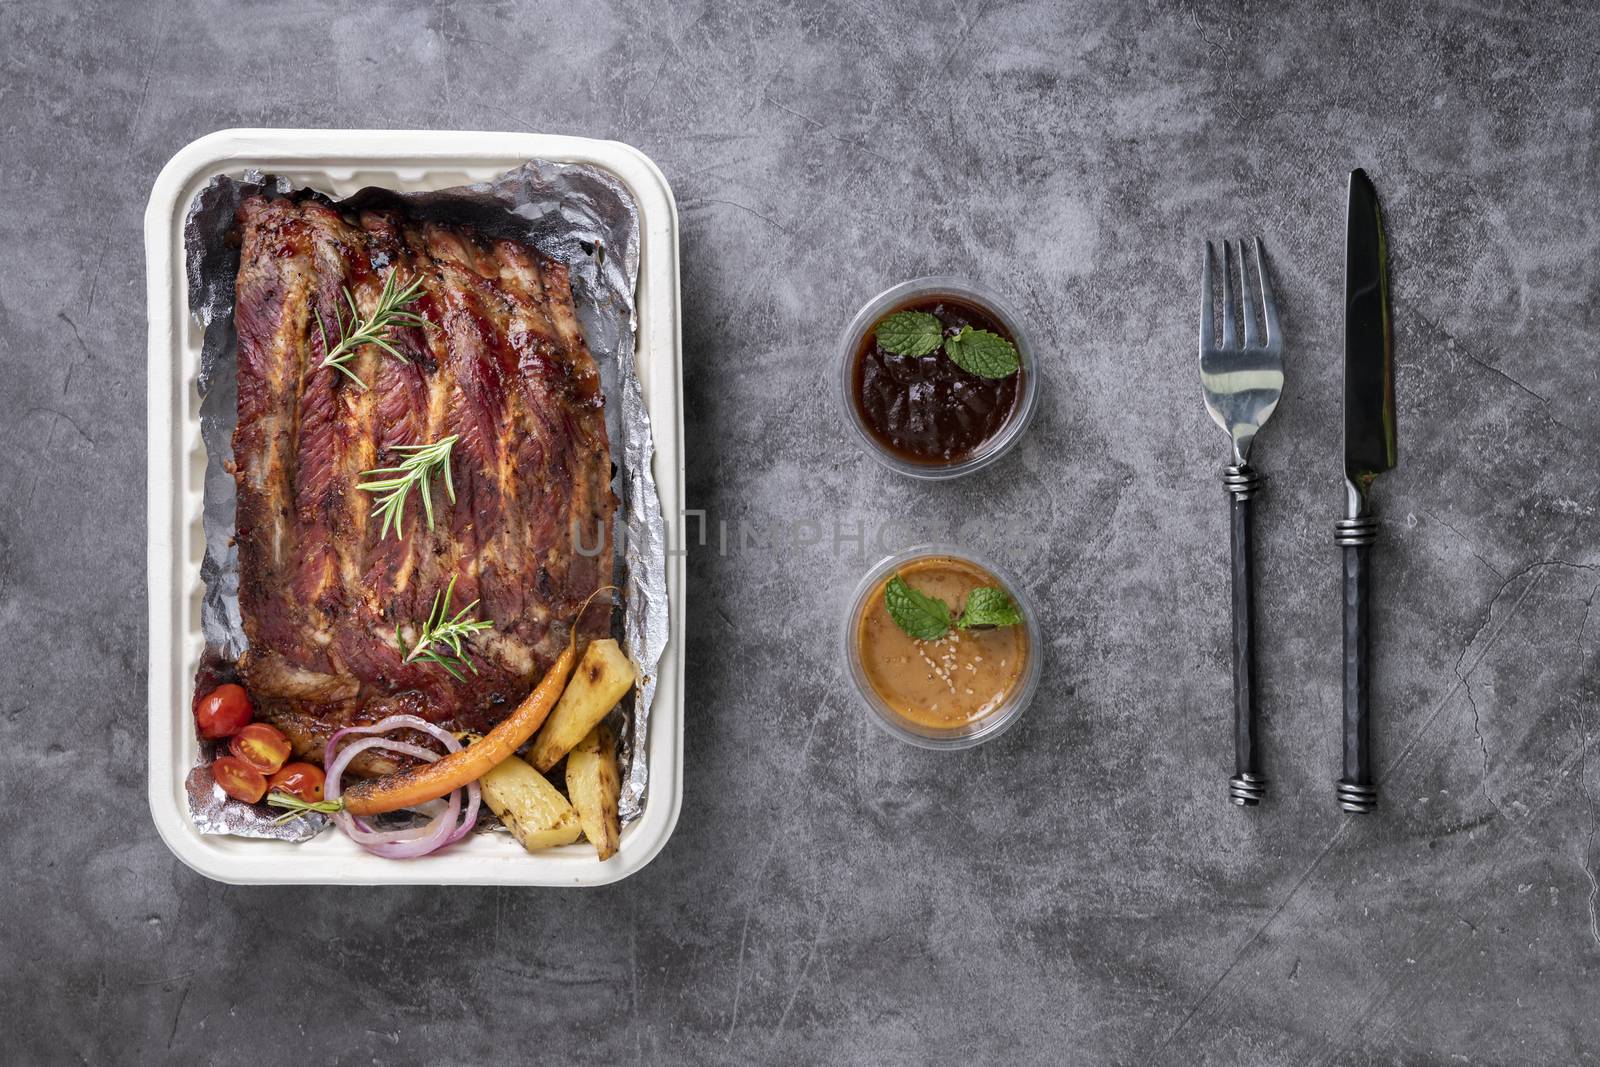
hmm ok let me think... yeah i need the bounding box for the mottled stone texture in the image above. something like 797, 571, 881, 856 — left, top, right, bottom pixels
3, 0, 1598, 1063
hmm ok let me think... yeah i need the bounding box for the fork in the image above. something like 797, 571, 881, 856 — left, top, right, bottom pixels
1198, 238, 1284, 806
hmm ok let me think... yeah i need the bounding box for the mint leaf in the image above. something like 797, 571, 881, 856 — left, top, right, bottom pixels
943, 326, 1020, 379
875, 311, 944, 357
884, 574, 952, 640
957, 587, 1023, 629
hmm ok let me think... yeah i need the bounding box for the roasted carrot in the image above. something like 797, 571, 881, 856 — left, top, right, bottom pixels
341, 631, 581, 817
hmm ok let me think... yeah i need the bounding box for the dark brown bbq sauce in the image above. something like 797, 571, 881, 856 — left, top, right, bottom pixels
852, 295, 1022, 465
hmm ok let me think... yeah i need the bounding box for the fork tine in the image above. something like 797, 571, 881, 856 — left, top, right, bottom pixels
1239, 239, 1260, 348
1199, 241, 1215, 353
1254, 237, 1280, 347
1221, 240, 1239, 349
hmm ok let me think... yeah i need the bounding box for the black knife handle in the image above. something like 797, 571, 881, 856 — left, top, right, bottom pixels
1335, 516, 1380, 813
1224, 465, 1266, 806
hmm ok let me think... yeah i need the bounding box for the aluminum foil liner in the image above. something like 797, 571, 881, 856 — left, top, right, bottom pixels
182, 163, 668, 840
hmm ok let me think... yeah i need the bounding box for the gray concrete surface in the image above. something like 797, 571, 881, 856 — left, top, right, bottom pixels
4, 0, 1599, 1063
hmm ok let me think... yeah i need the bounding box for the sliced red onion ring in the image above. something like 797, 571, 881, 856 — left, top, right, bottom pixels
444, 780, 482, 846
325, 713, 460, 769
321, 718, 481, 858
326, 737, 442, 800
339, 789, 459, 856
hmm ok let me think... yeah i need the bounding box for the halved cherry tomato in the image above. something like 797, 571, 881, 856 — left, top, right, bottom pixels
229, 722, 292, 775
266, 762, 326, 803
212, 755, 267, 803
195, 683, 253, 739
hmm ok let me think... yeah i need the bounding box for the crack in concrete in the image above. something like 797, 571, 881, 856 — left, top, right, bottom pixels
26, 406, 96, 450
1462, 348, 1552, 406
1426, 511, 1504, 580
1417, 310, 1576, 432
725, 712, 822, 1041
1154, 820, 1356, 1055
1448, 560, 1600, 818
771, 902, 830, 1040
58, 310, 95, 398
765, 98, 894, 167
1581, 835, 1600, 951
1457, 674, 1505, 820
684, 197, 794, 237
166, 984, 189, 1050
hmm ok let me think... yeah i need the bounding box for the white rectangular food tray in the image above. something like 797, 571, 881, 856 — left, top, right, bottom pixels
145, 129, 684, 886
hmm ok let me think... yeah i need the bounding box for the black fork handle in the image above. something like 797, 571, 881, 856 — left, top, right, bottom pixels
1224, 465, 1266, 805
1335, 515, 1380, 813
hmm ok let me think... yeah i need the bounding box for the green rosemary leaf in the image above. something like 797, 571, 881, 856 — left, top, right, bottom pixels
318, 270, 432, 390
356, 434, 458, 541
400, 576, 494, 681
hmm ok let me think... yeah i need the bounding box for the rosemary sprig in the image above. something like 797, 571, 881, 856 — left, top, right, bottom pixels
356, 435, 458, 541
398, 575, 495, 682
315, 270, 430, 390
267, 794, 343, 823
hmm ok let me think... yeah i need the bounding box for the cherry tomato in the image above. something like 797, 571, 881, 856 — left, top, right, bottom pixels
194, 684, 253, 739
266, 762, 326, 803
212, 755, 267, 804
229, 722, 292, 775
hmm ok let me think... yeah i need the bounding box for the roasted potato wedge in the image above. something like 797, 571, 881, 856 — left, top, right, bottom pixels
566, 723, 622, 860
530, 638, 637, 772
480, 754, 582, 851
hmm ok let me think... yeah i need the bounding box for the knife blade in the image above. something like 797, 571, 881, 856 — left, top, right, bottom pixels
1334, 167, 1397, 814
1344, 168, 1398, 499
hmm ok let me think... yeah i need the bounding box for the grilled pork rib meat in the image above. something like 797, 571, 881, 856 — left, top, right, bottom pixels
231, 195, 615, 765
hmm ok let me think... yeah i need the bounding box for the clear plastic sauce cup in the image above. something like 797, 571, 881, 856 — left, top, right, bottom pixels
838, 277, 1038, 479
844, 545, 1042, 749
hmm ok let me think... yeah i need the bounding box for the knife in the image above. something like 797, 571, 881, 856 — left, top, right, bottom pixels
1335, 168, 1398, 814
